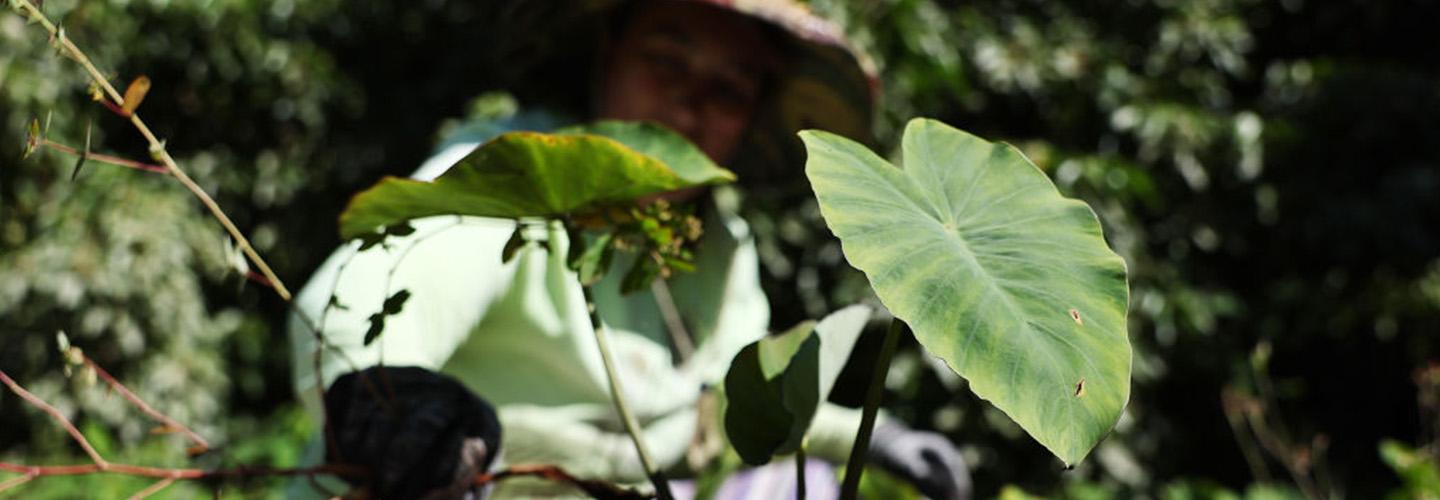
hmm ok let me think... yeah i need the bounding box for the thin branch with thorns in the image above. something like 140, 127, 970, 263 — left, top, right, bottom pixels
10, 0, 291, 300
73, 351, 210, 453
1, 366, 646, 498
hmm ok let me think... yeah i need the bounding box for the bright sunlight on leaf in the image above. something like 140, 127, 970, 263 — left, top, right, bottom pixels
802, 118, 1131, 466
338, 121, 733, 240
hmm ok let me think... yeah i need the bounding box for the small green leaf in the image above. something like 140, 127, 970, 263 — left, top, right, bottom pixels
573, 232, 615, 286
382, 289, 411, 315
355, 222, 416, 251
1380, 439, 1440, 496
724, 321, 820, 465
69, 120, 91, 181
640, 217, 668, 245
327, 295, 349, 311
501, 223, 526, 263
23, 118, 41, 159
565, 224, 586, 271
386, 221, 416, 237
356, 233, 385, 251
663, 256, 695, 274
363, 313, 385, 346
621, 253, 661, 295
721, 305, 872, 465
364, 289, 411, 346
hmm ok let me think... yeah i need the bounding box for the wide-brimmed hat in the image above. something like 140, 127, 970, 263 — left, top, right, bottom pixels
640, 0, 877, 183
535, 0, 875, 184
430, 0, 875, 187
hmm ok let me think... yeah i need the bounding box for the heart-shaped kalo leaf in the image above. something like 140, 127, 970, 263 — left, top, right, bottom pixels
802, 118, 1131, 465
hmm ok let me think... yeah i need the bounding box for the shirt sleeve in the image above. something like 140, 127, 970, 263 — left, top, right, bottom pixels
288, 216, 520, 419
289, 112, 545, 418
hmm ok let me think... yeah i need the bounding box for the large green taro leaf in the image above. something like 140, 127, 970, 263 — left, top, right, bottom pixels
801, 118, 1131, 466
339, 121, 734, 240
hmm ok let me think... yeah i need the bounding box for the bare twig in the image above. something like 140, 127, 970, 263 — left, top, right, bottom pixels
126, 477, 175, 500
8, 0, 360, 463
0, 474, 35, 493
6, 5, 664, 499
1221, 341, 1335, 500
12, 0, 291, 301
0, 369, 107, 468
78, 354, 210, 452
0, 458, 645, 498
0, 461, 367, 482
41, 139, 169, 174
2, 367, 642, 497
1221, 387, 1274, 484
650, 279, 694, 364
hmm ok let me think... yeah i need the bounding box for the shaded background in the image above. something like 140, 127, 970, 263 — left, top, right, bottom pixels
2, 0, 1437, 497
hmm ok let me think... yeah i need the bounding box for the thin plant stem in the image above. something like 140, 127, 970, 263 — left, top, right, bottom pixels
838, 318, 904, 500
795, 447, 807, 500
580, 283, 674, 500
0, 367, 647, 495
42, 140, 169, 174
0, 461, 367, 481
126, 477, 175, 500
10, 0, 366, 463
79, 354, 209, 452
0, 473, 34, 492
13, 0, 291, 301
0, 369, 107, 468
1221, 388, 1273, 484
650, 279, 694, 364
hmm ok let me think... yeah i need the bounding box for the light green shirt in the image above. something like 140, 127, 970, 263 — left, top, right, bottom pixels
288, 126, 868, 494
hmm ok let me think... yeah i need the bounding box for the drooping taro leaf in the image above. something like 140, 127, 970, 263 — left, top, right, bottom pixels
724, 320, 820, 465
339, 121, 734, 240
801, 118, 1131, 466
814, 304, 872, 399
723, 305, 872, 465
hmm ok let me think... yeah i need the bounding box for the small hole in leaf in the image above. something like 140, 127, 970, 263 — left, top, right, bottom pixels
1074, 378, 1086, 397
1069, 308, 1083, 325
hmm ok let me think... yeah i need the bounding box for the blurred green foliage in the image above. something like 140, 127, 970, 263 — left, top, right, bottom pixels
1, 0, 1437, 497
1379, 440, 1440, 500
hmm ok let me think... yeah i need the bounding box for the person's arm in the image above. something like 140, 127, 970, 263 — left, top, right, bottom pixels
287, 216, 519, 497
288, 216, 519, 407
289, 111, 557, 405
323, 366, 501, 499
496, 404, 699, 486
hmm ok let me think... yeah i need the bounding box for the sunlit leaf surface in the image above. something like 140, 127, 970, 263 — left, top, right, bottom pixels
802, 118, 1131, 465
339, 121, 733, 240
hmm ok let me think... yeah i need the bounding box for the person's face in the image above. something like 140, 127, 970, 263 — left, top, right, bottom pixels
598, 1, 776, 165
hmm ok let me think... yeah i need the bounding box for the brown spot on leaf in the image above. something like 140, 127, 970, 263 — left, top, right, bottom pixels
1074, 378, 1086, 397
1069, 308, 1083, 325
